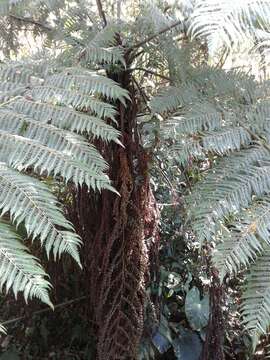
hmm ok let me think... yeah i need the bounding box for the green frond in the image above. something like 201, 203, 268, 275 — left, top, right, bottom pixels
0, 221, 52, 307
161, 103, 223, 138
29, 86, 117, 119
89, 24, 121, 47
79, 46, 125, 66
193, 66, 255, 103
0, 65, 33, 84
0, 130, 112, 192
187, 147, 270, 244
45, 71, 130, 104
150, 85, 199, 114
201, 127, 251, 153
0, 163, 82, 264
172, 126, 251, 164
10, 98, 121, 143
0, 87, 26, 103
241, 250, 270, 349
213, 197, 270, 278
0, 81, 26, 93
0, 109, 108, 172
245, 100, 270, 137
189, 0, 270, 58
0, 0, 60, 14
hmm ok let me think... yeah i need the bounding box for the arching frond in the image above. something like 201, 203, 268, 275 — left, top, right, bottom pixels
171, 126, 251, 164
150, 85, 199, 114
29, 86, 117, 119
45, 71, 130, 104
0, 109, 108, 172
0, 130, 112, 191
161, 102, 223, 138
0, 163, 82, 264
213, 197, 270, 278
186, 147, 270, 243
0, 221, 52, 307
79, 46, 125, 66
0, 81, 26, 92
0, 0, 60, 15
241, 250, 270, 349
10, 98, 121, 143
0, 64, 33, 84
189, 0, 270, 58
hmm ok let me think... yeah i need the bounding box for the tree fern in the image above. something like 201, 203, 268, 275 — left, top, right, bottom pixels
79, 23, 125, 65
29, 86, 117, 118
151, 57, 270, 349
0, 109, 108, 171
0, 56, 126, 312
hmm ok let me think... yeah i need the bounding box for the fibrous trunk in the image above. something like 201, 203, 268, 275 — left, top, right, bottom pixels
71, 55, 157, 359
201, 268, 225, 360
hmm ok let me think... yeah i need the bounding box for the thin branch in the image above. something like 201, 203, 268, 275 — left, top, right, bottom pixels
239, 120, 270, 152
96, 0, 107, 28
9, 15, 53, 32
127, 19, 182, 53
130, 49, 144, 62
130, 67, 171, 81
10, 14, 85, 47
1, 295, 89, 327
132, 76, 151, 112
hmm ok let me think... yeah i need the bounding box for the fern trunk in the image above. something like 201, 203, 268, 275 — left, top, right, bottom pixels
201, 268, 225, 360
70, 55, 156, 359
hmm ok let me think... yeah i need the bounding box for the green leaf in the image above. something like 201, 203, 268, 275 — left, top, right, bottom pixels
185, 287, 209, 331
173, 326, 202, 360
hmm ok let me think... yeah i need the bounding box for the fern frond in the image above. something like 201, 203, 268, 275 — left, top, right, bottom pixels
89, 24, 120, 47
213, 197, 270, 278
10, 98, 121, 143
161, 102, 223, 137
79, 46, 125, 66
194, 66, 255, 102
150, 85, 199, 114
0, 0, 60, 14
0, 130, 112, 191
45, 72, 130, 104
0, 109, 108, 172
0, 163, 82, 264
246, 100, 270, 136
0, 81, 26, 93
29, 86, 117, 119
189, 0, 270, 58
172, 126, 251, 164
187, 147, 270, 243
0, 65, 33, 84
0, 87, 26, 102
241, 250, 270, 348
0, 221, 52, 307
